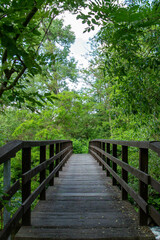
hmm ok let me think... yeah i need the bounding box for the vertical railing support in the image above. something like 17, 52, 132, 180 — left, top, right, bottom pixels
59, 143, 63, 171
49, 144, 54, 186
95, 141, 99, 162
122, 146, 128, 200
22, 147, 31, 226
112, 144, 117, 186
106, 143, 110, 177
64, 142, 67, 163
4, 159, 11, 240
102, 142, 105, 170
99, 142, 102, 166
40, 146, 46, 200
139, 148, 148, 225
55, 143, 60, 177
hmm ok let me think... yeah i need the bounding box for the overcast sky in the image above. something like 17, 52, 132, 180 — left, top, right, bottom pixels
62, 11, 98, 68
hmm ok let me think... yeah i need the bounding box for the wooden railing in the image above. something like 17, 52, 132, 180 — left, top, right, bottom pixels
0, 140, 73, 240
89, 139, 160, 227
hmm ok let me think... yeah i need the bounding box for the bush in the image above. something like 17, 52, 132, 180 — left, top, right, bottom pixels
72, 139, 89, 153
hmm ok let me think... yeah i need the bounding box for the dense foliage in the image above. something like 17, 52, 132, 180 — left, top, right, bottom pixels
0, 0, 85, 108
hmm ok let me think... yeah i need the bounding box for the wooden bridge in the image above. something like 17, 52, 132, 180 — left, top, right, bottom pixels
0, 140, 160, 240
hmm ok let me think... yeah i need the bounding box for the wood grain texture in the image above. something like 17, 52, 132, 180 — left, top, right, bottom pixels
15, 154, 154, 240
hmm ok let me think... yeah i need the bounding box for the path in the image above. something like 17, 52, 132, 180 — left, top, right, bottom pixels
15, 154, 154, 240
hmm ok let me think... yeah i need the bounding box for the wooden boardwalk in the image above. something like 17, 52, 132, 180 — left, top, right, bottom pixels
15, 154, 154, 240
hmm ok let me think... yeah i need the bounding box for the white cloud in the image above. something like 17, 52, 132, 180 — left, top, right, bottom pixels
60, 11, 98, 67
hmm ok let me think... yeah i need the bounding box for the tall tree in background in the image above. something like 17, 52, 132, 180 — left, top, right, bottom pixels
38, 18, 79, 95
79, 0, 160, 139
78, 0, 160, 113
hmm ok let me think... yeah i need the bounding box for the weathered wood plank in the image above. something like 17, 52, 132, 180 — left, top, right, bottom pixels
0, 140, 23, 164
15, 226, 154, 240
0, 180, 20, 210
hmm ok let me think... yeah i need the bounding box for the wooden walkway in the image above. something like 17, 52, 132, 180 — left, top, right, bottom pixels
15, 154, 154, 240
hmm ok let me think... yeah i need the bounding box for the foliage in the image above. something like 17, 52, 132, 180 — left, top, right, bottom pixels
72, 139, 89, 153
0, 0, 85, 108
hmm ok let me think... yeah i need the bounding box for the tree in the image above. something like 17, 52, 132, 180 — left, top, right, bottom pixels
78, 0, 160, 115
38, 18, 79, 94
0, 0, 86, 106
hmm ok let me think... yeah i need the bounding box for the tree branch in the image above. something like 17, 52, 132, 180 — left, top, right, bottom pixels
1, 5, 39, 97
36, 16, 55, 54
14, 6, 38, 41
0, 66, 27, 97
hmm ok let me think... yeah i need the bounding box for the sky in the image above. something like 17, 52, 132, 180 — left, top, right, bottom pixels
61, 11, 98, 68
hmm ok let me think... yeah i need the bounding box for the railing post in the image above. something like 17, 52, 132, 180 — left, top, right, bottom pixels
59, 143, 63, 171
122, 146, 128, 200
106, 143, 110, 177
64, 142, 68, 162
40, 146, 46, 200
99, 142, 102, 166
4, 159, 11, 240
67, 142, 70, 159
55, 143, 60, 177
71, 141, 73, 155
95, 141, 98, 161
112, 144, 117, 186
102, 142, 105, 170
139, 148, 148, 225
49, 144, 54, 186
22, 147, 31, 226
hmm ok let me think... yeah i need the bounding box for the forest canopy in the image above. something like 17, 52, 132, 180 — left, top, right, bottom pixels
0, 0, 160, 148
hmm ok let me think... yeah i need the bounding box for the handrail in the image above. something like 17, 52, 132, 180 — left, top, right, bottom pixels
90, 139, 150, 148
0, 140, 23, 164
91, 139, 160, 155
89, 139, 160, 227
0, 139, 73, 240
0, 140, 71, 164
149, 141, 160, 157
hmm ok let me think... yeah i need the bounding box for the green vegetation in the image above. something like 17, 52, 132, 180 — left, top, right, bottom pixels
0, 0, 160, 226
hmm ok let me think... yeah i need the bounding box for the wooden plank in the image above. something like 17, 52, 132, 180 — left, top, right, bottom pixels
0, 180, 20, 210
40, 145, 46, 200
0, 206, 23, 240
55, 143, 60, 177
112, 144, 117, 185
149, 206, 160, 226
22, 147, 31, 226
150, 177, 160, 194
122, 146, 128, 200
49, 144, 54, 186
149, 141, 160, 156
0, 140, 71, 164
106, 143, 110, 176
23, 140, 72, 148
15, 226, 155, 240
90, 139, 150, 148
31, 212, 137, 228
33, 200, 125, 213
0, 140, 23, 164
139, 148, 148, 226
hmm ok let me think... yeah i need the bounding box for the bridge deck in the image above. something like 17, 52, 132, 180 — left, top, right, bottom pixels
15, 154, 154, 240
